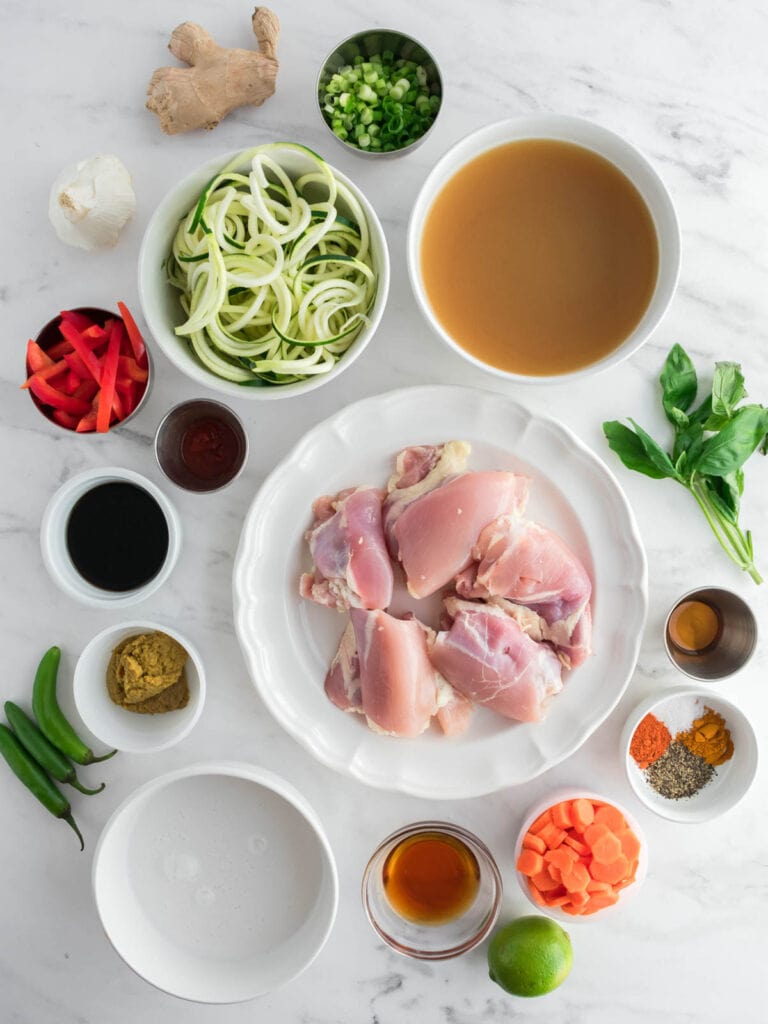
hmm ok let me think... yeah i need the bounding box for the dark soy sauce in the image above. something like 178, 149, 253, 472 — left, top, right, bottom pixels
66, 482, 169, 592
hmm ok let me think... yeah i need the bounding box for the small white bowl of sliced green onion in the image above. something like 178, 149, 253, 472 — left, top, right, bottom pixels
139, 143, 390, 398
317, 29, 442, 157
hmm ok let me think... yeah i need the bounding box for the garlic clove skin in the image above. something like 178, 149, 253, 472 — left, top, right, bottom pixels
49, 154, 136, 251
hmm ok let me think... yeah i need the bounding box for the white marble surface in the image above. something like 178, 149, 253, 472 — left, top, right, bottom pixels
1, 0, 767, 1020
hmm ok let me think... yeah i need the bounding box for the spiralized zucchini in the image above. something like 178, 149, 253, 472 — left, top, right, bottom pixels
168, 144, 378, 387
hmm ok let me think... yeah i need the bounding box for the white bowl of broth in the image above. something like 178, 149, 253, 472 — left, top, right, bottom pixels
408, 115, 681, 381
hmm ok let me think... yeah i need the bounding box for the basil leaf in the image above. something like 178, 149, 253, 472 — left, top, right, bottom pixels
660, 344, 697, 424
673, 420, 703, 470
603, 421, 671, 480
628, 419, 681, 479
712, 361, 746, 419
688, 394, 713, 426
702, 473, 741, 525
694, 404, 768, 476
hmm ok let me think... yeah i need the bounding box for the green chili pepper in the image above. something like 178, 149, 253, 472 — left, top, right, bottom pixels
31, 646, 117, 765
0, 724, 84, 850
5, 702, 105, 795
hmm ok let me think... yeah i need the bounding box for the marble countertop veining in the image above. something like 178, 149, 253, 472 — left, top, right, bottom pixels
1, 1, 767, 1021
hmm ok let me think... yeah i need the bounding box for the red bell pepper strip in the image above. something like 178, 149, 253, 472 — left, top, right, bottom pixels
83, 323, 107, 343
58, 321, 103, 384
60, 309, 96, 332
72, 378, 100, 403
63, 370, 81, 395
63, 351, 93, 380
97, 321, 122, 432
115, 378, 138, 416
117, 302, 148, 368
20, 358, 69, 389
44, 330, 105, 360
26, 339, 54, 373
76, 409, 98, 433
52, 409, 79, 430
117, 355, 149, 383
29, 376, 92, 415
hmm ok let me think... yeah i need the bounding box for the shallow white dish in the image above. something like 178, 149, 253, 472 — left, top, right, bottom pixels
40, 467, 181, 608
74, 620, 205, 754
513, 789, 647, 923
233, 385, 648, 799
92, 762, 338, 1003
620, 688, 758, 823
407, 114, 681, 384
139, 143, 390, 401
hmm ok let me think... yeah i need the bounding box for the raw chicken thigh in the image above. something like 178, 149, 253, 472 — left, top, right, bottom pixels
324, 609, 470, 737
430, 598, 563, 723
300, 486, 393, 611
456, 515, 592, 667
384, 442, 530, 599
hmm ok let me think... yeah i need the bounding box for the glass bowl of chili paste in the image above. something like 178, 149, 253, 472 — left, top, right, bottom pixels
155, 399, 248, 493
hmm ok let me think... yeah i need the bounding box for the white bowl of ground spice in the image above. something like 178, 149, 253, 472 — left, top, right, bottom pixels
73, 620, 205, 754
620, 688, 758, 823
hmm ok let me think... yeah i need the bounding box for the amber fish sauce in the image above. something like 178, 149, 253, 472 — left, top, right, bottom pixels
382, 830, 481, 926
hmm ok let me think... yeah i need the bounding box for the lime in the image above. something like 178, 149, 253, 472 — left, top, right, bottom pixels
487, 915, 573, 997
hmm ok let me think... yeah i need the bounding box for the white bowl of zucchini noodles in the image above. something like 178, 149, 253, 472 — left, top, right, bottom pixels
139, 143, 389, 399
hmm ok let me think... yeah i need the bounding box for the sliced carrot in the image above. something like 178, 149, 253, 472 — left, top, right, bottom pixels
583, 822, 611, 847
570, 798, 595, 832
530, 870, 562, 893
594, 804, 627, 832
522, 832, 547, 855
561, 901, 587, 916
528, 883, 547, 907
581, 890, 619, 914
569, 888, 590, 908
563, 835, 590, 856
551, 801, 573, 830
529, 809, 553, 834
517, 849, 545, 876
543, 892, 572, 908
561, 861, 591, 893
616, 829, 641, 862
538, 822, 568, 850
589, 855, 630, 885
590, 830, 622, 865
545, 847, 576, 872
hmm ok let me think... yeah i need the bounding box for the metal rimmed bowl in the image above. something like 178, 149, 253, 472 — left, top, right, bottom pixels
663, 586, 757, 682
317, 29, 443, 158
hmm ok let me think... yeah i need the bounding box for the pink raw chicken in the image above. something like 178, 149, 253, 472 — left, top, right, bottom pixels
323, 609, 471, 737
384, 442, 529, 599
300, 486, 394, 611
430, 598, 563, 723
455, 515, 593, 668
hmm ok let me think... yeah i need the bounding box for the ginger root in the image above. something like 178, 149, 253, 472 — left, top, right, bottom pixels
146, 7, 279, 135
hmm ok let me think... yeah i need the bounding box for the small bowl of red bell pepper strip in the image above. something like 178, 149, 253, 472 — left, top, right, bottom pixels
23, 303, 151, 434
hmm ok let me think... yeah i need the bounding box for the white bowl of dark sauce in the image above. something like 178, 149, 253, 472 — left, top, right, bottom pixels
407, 114, 681, 383
41, 467, 181, 608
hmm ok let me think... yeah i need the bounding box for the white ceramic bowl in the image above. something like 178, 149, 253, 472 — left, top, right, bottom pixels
139, 144, 390, 400
92, 762, 339, 1002
513, 789, 647, 923
621, 688, 758, 823
73, 620, 205, 754
40, 467, 181, 608
407, 114, 681, 383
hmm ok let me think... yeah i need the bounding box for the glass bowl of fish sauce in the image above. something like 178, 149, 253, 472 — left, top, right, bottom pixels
362, 821, 502, 959
407, 114, 681, 383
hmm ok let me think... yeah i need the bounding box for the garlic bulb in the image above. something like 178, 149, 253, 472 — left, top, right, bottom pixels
49, 154, 136, 250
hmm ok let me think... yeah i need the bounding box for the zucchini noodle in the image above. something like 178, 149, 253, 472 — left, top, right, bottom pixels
168, 144, 378, 387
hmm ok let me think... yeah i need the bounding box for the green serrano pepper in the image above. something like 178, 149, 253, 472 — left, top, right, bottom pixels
0, 724, 84, 849
31, 646, 117, 765
5, 702, 105, 795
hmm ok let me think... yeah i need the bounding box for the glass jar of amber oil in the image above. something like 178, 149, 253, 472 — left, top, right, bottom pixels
664, 586, 757, 682
362, 822, 502, 959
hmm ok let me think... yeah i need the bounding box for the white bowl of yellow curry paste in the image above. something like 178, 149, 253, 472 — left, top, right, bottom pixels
407, 114, 680, 383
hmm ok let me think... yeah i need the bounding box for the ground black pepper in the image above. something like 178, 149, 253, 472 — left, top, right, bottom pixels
645, 740, 715, 799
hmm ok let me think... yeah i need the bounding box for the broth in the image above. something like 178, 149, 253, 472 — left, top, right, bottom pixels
420, 139, 659, 375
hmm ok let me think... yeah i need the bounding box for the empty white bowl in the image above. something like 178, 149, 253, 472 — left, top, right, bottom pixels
73, 620, 205, 754
514, 789, 647, 923
139, 144, 390, 401
40, 467, 181, 608
621, 688, 758, 823
407, 114, 681, 383
92, 762, 339, 1002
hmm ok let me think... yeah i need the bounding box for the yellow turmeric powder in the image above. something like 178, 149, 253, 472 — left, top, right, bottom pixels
676, 707, 733, 766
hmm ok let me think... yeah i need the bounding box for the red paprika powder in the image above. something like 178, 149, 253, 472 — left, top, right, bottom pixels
630, 712, 671, 769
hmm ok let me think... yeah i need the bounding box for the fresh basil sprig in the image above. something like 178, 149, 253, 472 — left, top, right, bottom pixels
603, 344, 768, 584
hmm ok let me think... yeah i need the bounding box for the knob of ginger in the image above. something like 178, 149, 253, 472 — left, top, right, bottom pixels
146, 7, 279, 135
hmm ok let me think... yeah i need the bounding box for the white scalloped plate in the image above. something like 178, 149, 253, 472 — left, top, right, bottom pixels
233, 386, 647, 798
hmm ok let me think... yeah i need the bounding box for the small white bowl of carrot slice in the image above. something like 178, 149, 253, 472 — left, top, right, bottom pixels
515, 790, 647, 921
